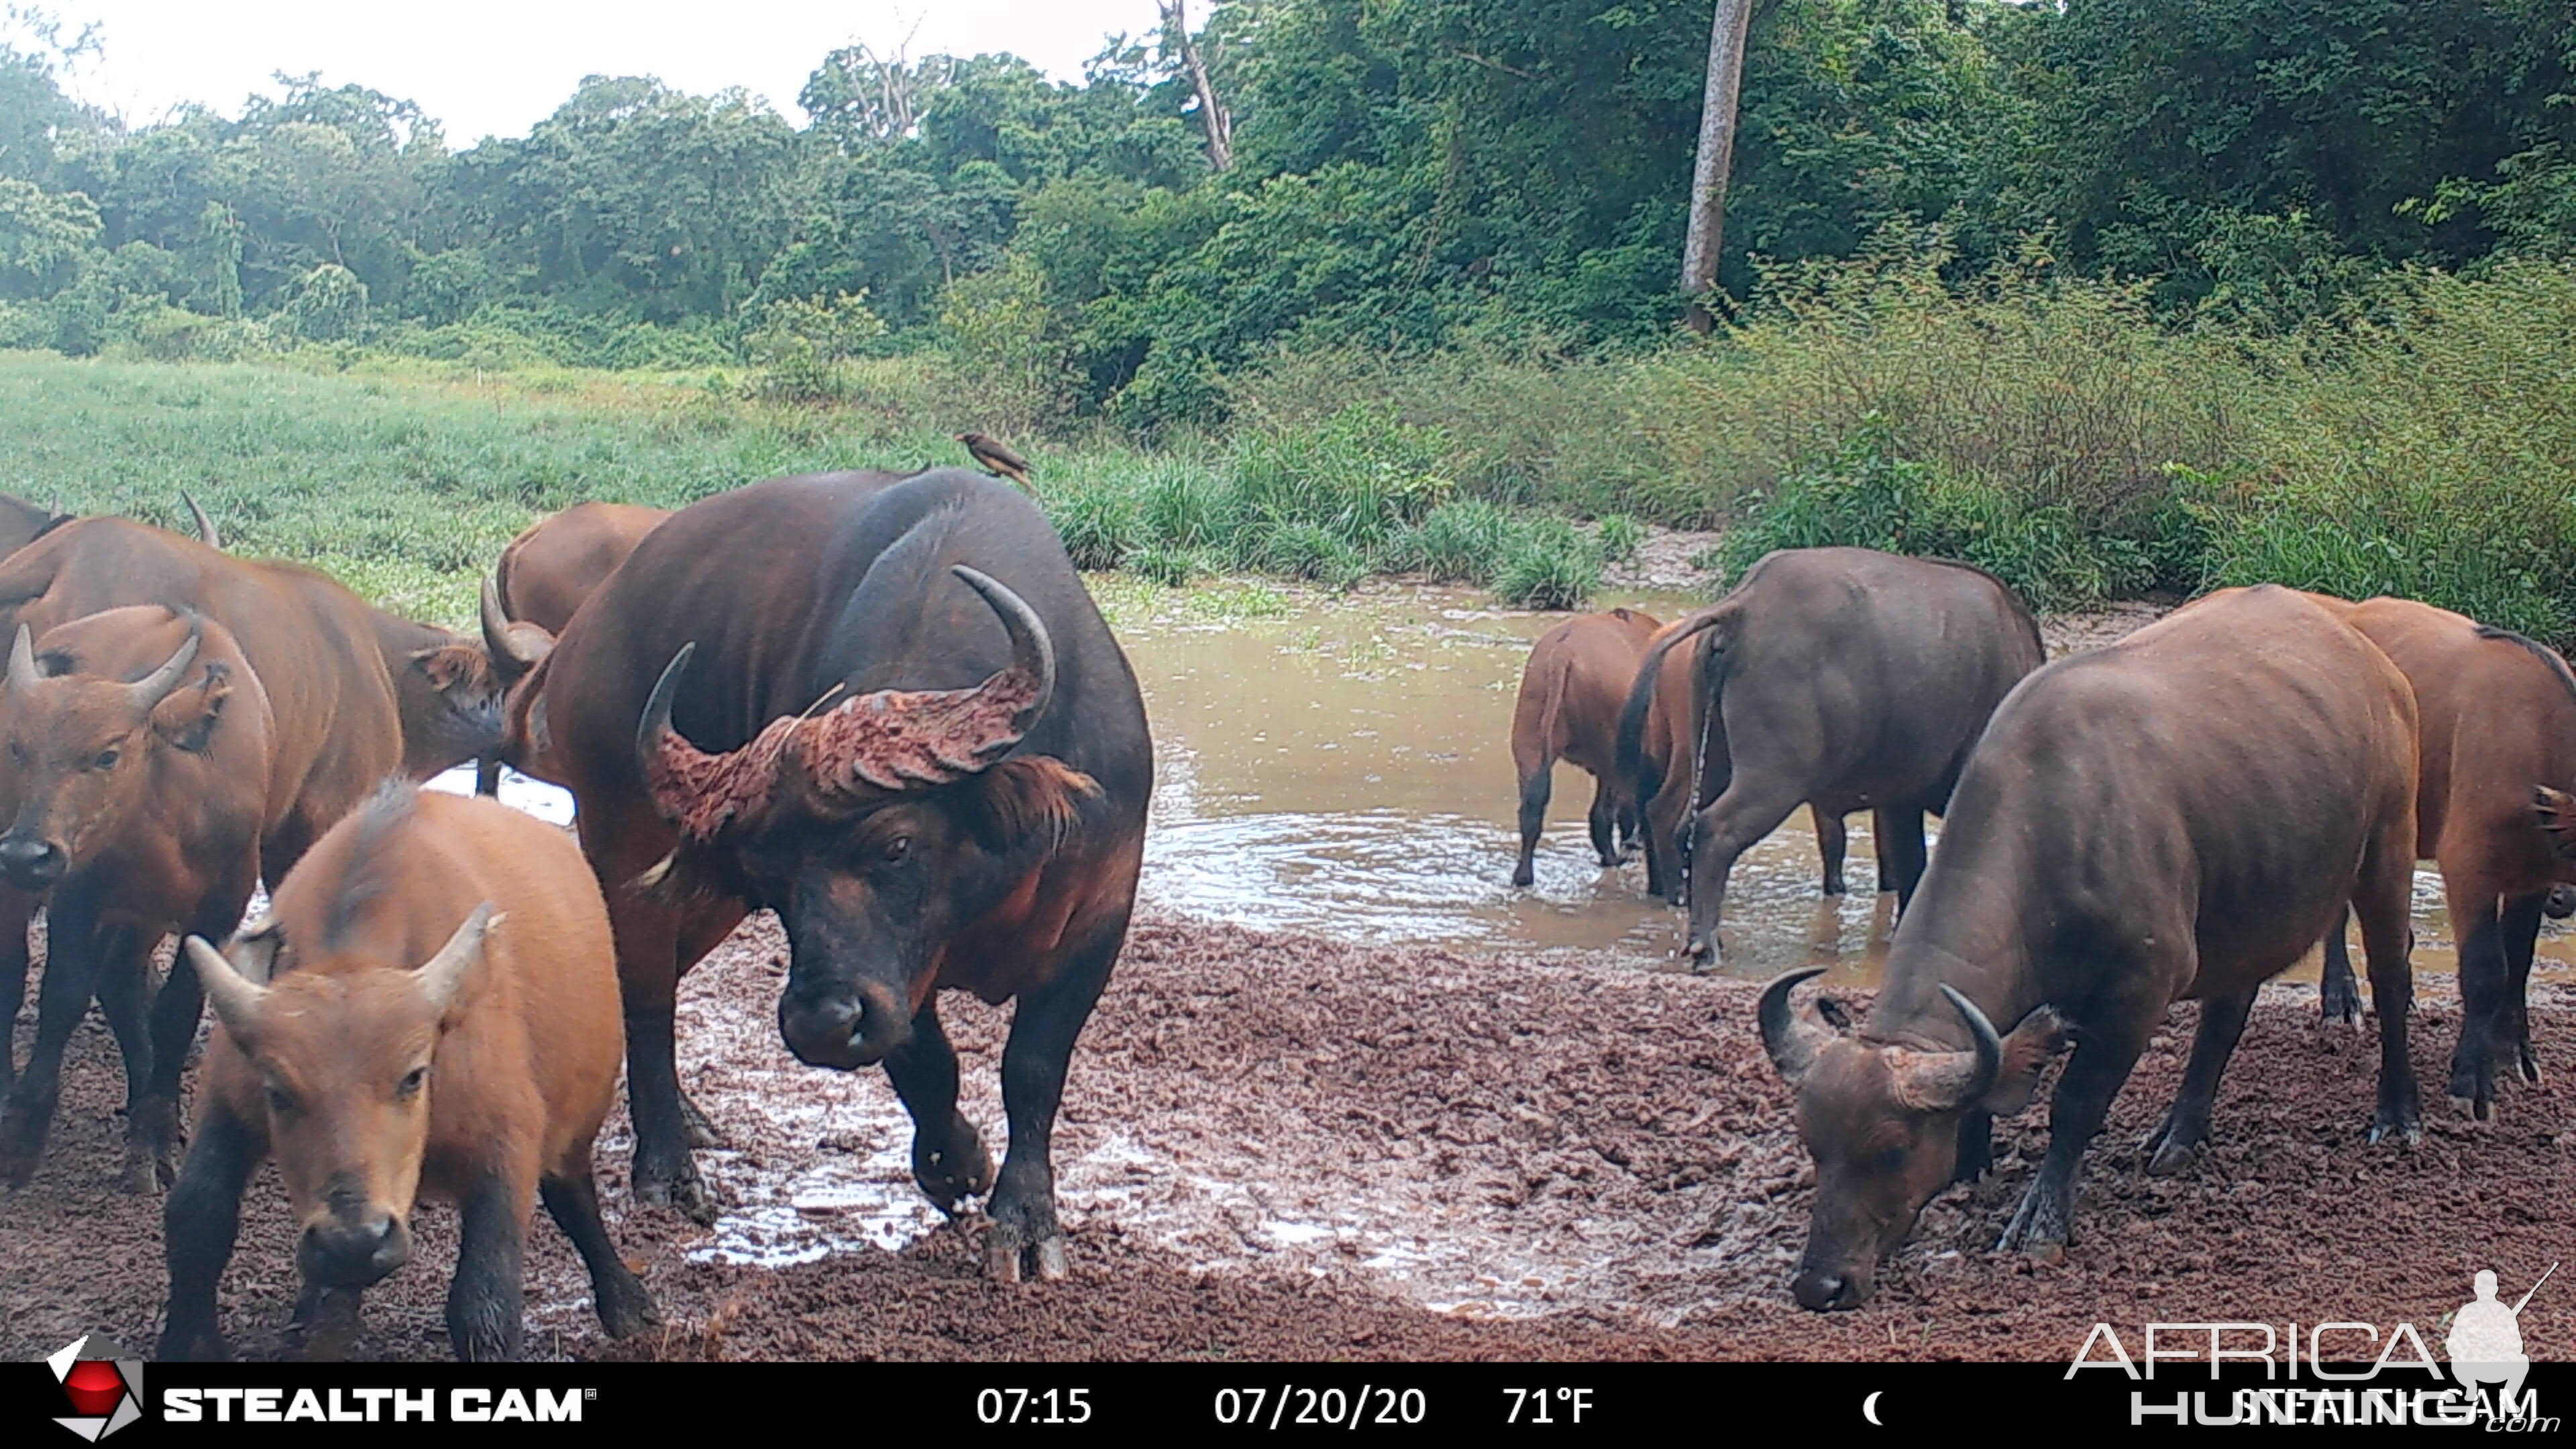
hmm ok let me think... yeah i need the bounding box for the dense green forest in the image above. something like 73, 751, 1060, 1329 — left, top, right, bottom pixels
1, 1, 2574, 629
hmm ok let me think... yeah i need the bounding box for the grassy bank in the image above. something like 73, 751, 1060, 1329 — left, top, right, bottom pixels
13, 245, 2576, 638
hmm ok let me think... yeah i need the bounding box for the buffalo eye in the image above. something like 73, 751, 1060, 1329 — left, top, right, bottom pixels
90, 747, 119, 771
396, 1065, 429, 1099
881, 835, 912, 864
265, 1083, 299, 1118
1875, 1146, 1907, 1174
3, 741, 20, 765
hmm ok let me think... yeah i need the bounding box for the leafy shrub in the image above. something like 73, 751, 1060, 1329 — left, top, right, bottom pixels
1402, 498, 1518, 584
1493, 516, 1601, 610
1593, 513, 1646, 564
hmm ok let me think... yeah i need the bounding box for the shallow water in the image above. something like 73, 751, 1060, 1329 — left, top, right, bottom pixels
432, 578, 2576, 988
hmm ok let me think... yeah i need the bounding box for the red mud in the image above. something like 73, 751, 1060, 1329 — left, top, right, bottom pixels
1, 910, 2568, 1362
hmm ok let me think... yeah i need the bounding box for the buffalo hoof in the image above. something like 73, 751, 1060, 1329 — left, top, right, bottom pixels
679, 1089, 726, 1150
594, 1271, 659, 1340
1821, 872, 1846, 898
635, 1162, 720, 1225
2367, 1102, 2423, 1146
985, 1227, 1070, 1285
914, 1124, 995, 1216
2518, 1043, 2543, 1088
1994, 1181, 2071, 1260
155, 1324, 232, 1362
1510, 864, 1535, 889
0, 1099, 54, 1189
2447, 1057, 2498, 1123
2317, 977, 2365, 1032
2144, 1134, 2202, 1178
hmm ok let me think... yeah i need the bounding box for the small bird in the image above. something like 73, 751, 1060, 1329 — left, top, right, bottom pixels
956, 431, 1032, 488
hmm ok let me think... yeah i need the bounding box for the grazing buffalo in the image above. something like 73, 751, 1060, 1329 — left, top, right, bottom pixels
0, 608, 276, 1189
1625, 614, 1857, 904
2310, 596, 2576, 1117
494, 468, 1150, 1280
0, 517, 498, 793
161, 784, 655, 1361
1760, 586, 2422, 1309
471, 502, 674, 792
1617, 548, 2045, 961
1511, 608, 1659, 886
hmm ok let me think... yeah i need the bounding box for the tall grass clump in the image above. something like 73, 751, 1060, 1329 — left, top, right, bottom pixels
1493, 516, 1603, 610
1714, 419, 2127, 612
2200, 260, 2576, 640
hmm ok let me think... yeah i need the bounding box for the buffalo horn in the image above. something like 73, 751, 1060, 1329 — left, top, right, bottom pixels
1757, 966, 1835, 1087
182, 492, 221, 549
951, 566, 1057, 733
635, 642, 696, 780
1889, 985, 2006, 1114
125, 622, 201, 711
481, 573, 552, 675
6, 625, 34, 692
415, 902, 496, 1014
185, 934, 268, 1040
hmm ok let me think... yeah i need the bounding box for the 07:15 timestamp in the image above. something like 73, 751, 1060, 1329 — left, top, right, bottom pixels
974, 1387, 1093, 1425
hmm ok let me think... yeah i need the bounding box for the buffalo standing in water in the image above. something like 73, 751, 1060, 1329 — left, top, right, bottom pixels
1510, 607, 1659, 886
1618, 547, 2045, 962
1760, 586, 2423, 1309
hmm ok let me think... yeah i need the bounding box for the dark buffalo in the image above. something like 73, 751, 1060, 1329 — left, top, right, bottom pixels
1617, 547, 2045, 961
0, 608, 279, 1189
494, 468, 1150, 1279
1760, 586, 2422, 1309
1625, 612, 1860, 904
162, 783, 654, 1361
0, 492, 72, 559
470, 502, 674, 793
2310, 595, 2576, 1117
1511, 608, 1658, 886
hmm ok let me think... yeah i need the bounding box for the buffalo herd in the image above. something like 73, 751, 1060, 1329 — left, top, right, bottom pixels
1522, 551, 2576, 1310
0, 465, 2559, 1358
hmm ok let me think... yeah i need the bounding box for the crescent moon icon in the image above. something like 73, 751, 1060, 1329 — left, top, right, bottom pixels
1863, 1391, 1883, 1426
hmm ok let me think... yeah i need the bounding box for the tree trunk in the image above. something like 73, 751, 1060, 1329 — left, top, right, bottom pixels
1162, 0, 1234, 173
1680, 0, 1758, 333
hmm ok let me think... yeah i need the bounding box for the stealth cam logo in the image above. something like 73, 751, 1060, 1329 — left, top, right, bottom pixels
42, 1336, 143, 1441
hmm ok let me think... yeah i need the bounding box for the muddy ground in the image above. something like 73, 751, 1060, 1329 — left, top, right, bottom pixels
2, 906, 2566, 1364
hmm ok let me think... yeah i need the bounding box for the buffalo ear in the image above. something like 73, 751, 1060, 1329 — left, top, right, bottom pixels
150, 660, 231, 754
971, 755, 1101, 852
411, 641, 496, 699
1977, 1004, 2069, 1116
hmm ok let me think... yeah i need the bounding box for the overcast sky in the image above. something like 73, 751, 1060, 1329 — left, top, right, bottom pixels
39, 1, 1165, 143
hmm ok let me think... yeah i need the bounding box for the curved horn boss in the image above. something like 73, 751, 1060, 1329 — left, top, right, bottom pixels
638, 564, 1060, 837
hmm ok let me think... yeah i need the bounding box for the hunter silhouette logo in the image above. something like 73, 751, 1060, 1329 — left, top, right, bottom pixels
42, 1335, 142, 1441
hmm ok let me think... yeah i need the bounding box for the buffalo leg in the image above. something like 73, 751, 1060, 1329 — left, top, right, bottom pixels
1997, 1013, 2153, 1260
883, 999, 994, 1214
1615, 798, 1640, 855
541, 1159, 657, 1339
131, 893, 250, 1191
1876, 804, 1931, 915
2318, 901, 2364, 1030
89, 929, 160, 1193
1585, 775, 1620, 869
1813, 805, 1847, 896
2356, 837, 2422, 1142
2142, 990, 2255, 1175
447, 1171, 531, 1362
158, 1105, 263, 1360
2500, 890, 2545, 1087
1953, 1108, 1994, 1185
0, 891, 32, 1101
1512, 760, 1551, 888
1681, 784, 1806, 963
474, 752, 502, 798
2446, 890, 2510, 1122
0, 883, 106, 1188
986, 922, 1124, 1283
